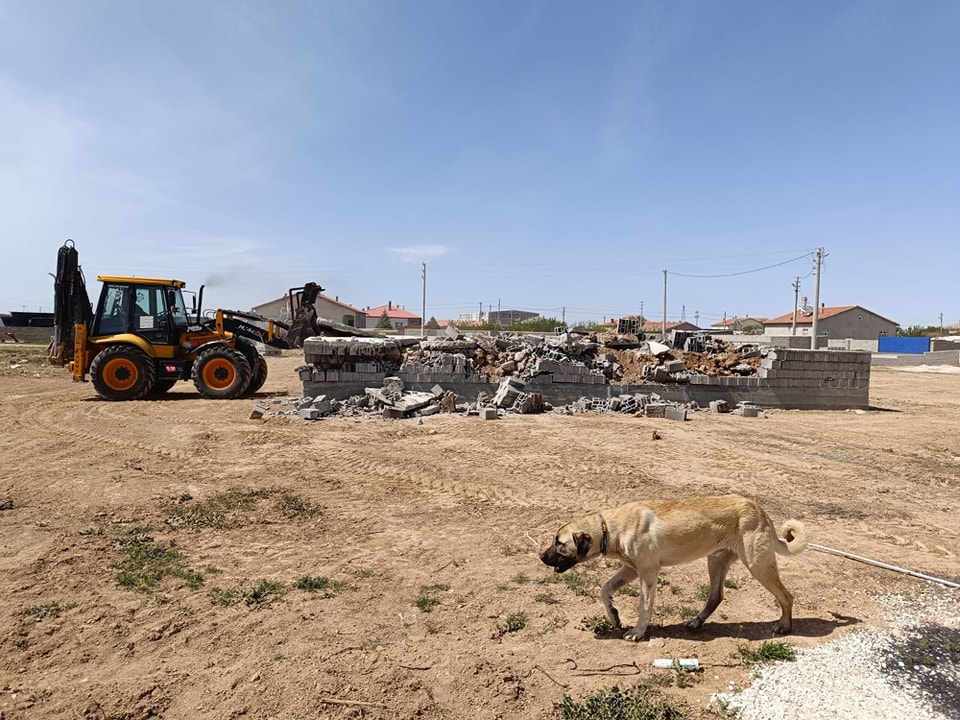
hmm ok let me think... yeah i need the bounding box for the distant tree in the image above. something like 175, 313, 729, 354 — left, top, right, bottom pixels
509, 316, 563, 332
581, 321, 609, 332
897, 325, 939, 337
376, 309, 392, 329
426, 316, 440, 329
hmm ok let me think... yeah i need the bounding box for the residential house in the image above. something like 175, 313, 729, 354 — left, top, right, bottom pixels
640, 320, 700, 336
763, 305, 898, 340
252, 292, 367, 328
365, 302, 421, 331
711, 316, 766, 333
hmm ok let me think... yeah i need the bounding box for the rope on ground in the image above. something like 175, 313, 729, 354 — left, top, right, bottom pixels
808, 542, 960, 590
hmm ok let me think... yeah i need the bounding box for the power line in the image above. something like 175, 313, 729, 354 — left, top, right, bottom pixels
667, 252, 814, 279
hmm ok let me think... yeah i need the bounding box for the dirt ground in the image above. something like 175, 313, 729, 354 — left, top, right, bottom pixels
1, 344, 958, 719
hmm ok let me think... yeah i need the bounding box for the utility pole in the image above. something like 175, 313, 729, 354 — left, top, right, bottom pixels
639, 300, 644, 323
478, 301, 483, 324
791, 276, 800, 336
939, 313, 944, 332
562, 307, 566, 325
810, 248, 827, 349
662, 269, 668, 341
694, 310, 700, 327
681, 304, 686, 322
421, 263, 427, 338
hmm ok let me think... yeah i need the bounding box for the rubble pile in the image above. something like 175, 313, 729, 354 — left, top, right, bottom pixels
402, 331, 765, 385
252, 366, 771, 423
296, 330, 767, 387
403, 332, 611, 383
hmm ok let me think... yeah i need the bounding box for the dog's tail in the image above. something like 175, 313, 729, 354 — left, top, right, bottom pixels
776, 520, 808, 555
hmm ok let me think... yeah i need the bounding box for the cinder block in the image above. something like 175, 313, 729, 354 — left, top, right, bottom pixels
664, 406, 687, 421
249, 404, 268, 420
665, 359, 685, 374
480, 407, 498, 420
299, 408, 322, 420
645, 403, 667, 418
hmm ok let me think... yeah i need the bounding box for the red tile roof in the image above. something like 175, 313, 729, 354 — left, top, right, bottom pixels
365, 303, 421, 320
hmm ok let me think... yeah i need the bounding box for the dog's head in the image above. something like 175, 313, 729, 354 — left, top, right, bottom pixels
540, 521, 594, 573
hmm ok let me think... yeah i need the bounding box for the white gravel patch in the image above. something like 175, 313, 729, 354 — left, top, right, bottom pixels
900, 364, 960, 374
714, 589, 960, 720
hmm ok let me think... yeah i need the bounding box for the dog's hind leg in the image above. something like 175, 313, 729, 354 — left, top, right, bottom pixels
686, 549, 736, 631
623, 567, 659, 642
600, 565, 636, 629
741, 556, 794, 634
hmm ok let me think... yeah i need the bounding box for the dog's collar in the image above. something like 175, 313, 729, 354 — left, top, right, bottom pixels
599, 514, 609, 555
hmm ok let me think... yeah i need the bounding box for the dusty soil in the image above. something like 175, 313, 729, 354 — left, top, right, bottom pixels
1, 344, 958, 719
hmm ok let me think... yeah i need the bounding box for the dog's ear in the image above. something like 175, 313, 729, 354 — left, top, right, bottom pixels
574, 532, 592, 558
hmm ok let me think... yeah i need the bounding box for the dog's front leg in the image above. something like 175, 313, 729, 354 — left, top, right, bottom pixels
623, 567, 659, 642
600, 565, 637, 629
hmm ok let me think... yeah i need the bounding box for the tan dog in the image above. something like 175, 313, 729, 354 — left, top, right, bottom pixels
540, 494, 808, 640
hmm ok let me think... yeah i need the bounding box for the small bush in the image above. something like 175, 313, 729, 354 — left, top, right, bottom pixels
209, 587, 242, 607
414, 584, 449, 613
244, 579, 286, 608
581, 615, 616, 635
496, 611, 527, 637
294, 575, 347, 597
562, 571, 593, 597
535, 593, 560, 605
23, 601, 77, 621
733, 640, 796, 664
275, 492, 320, 519
114, 526, 204, 595
557, 683, 684, 720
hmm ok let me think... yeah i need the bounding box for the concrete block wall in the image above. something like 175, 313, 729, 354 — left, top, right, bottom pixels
302, 347, 873, 411
870, 348, 960, 367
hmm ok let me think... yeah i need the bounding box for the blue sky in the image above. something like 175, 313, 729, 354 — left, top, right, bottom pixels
2, 1, 957, 328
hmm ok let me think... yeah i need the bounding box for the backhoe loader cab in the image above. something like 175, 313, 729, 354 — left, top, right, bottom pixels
93, 277, 189, 342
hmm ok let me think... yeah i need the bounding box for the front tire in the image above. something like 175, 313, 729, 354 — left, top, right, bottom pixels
193, 347, 252, 399
90, 345, 157, 401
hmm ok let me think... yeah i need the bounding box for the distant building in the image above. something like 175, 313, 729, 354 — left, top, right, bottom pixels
711, 316, 766, 333
763, 305, 898, 340
365, 302, 421, 330
639, 320, 700, 335
252, 292, 367, 328
486, 309, 539, 327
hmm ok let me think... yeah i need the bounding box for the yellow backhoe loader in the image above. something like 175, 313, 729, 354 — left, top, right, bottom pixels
48, 240, 321, 401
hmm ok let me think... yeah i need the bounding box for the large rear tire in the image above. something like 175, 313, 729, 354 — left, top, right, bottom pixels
193, 346, 252, 399
90, 345, 157, 401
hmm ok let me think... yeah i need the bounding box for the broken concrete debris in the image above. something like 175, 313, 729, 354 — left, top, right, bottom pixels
731, 402, 765, 418
251, 378, 765, 423
298, 331, 766, 390
259, 332, 784, 422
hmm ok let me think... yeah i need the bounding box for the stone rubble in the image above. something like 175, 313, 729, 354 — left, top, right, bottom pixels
297, 330, 767, 388
252, 372, 768, 423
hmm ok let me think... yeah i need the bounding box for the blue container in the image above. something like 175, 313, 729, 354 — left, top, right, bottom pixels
877, 336, 930, 354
